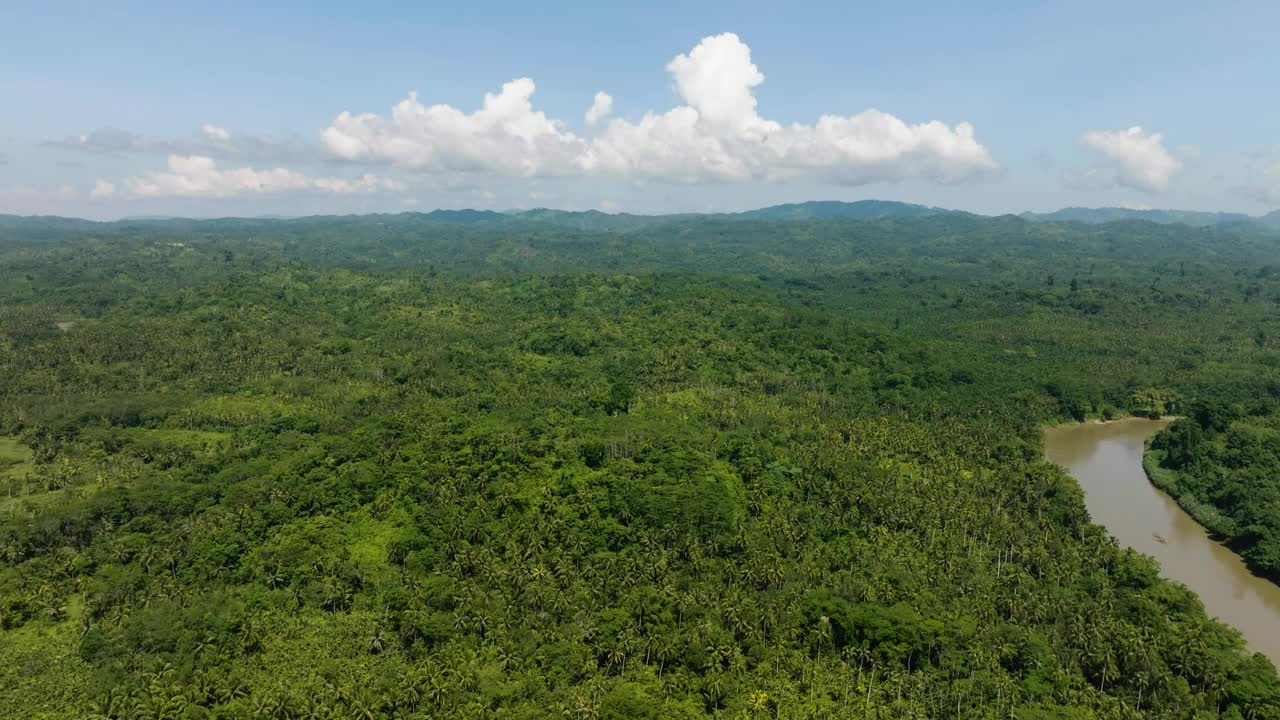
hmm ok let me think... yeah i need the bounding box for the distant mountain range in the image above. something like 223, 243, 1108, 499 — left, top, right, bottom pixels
514, 202, 1277, 232
3, 200, 1279, 233
401, 201, 1280, 231
729, 199, 951, 221
1019, 207, 1280, 228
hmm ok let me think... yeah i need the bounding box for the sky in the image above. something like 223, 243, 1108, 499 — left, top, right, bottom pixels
2, 0, 1279, 219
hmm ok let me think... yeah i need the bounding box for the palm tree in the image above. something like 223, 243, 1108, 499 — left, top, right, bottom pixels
367, 629, 386, 654
1135, 670, 1152, 712
425, 671, 449, 709
193, 634, 216, 660
654, 633, 676, 679
239, 619, 264, 654
264, 564, 286, 589
348, 694, 378, 720
703, 672, 726, 709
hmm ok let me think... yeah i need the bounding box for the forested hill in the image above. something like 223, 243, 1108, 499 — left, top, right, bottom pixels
729, 199, 947, 221
3, 210, 1279, 280
6, 198, 1279, 235
1021, 207, 1258, 227
4, 212, 1280, 718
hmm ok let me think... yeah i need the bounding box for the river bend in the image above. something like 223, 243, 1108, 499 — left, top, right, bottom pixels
1044, 419, 1280, 665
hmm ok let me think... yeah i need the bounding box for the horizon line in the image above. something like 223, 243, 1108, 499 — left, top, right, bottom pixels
2, 199, 1278, 225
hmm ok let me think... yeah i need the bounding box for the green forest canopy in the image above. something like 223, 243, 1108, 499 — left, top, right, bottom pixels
3, 211, 1280, 718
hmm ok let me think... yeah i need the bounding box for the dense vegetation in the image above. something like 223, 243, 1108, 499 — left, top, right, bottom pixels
4, 210, 1280, 718
1149, 402, 1280, 580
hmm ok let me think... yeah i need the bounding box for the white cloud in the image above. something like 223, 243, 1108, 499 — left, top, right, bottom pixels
1080, 126, 1182, 193
117, 155, 403, 198
201, 124, 231, 141
321, 78, 583, 176
666, 32, 766, 134
585, 92, 613, 127
90, 179, 115, 199
321, 32, 996, 186
124, 155, 309, 197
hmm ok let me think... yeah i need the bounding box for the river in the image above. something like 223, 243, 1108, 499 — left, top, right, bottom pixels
1044, 418, 1280, 665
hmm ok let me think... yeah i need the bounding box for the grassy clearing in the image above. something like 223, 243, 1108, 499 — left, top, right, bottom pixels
0, 435, 33, 480
345, 510, 411, 584
0, 603, 93, 719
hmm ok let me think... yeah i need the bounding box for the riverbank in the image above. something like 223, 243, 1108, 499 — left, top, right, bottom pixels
1045, 419, 1280, 666
1142, 447, 1279, 585
1045, 412, 1181, 429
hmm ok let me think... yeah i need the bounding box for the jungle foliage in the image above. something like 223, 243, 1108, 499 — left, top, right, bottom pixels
1149, 401, 1280, 580
3, 212, 1280, 718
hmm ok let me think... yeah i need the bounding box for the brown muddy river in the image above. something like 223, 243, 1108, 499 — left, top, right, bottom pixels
1044, 418, 1280, 665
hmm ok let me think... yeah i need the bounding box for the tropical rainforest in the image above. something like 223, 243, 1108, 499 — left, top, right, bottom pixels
1149, 402, 1280, 581
4, 204, 1280, 719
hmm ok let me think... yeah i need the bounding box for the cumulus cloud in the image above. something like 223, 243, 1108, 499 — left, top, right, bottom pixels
116, 155, 403, 198
322, 77, 584, 176
320, 32, 996, 185
90, 179, 115, 199
1080, 126, 1182, 193
585, 92, 613, 127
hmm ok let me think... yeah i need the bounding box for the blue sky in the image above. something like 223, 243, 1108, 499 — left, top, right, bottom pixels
2, 0, 1278, 218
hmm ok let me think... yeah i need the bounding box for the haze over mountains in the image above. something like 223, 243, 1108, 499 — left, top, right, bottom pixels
1019, 207, 1280, 228
3, 200, 1280, 233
